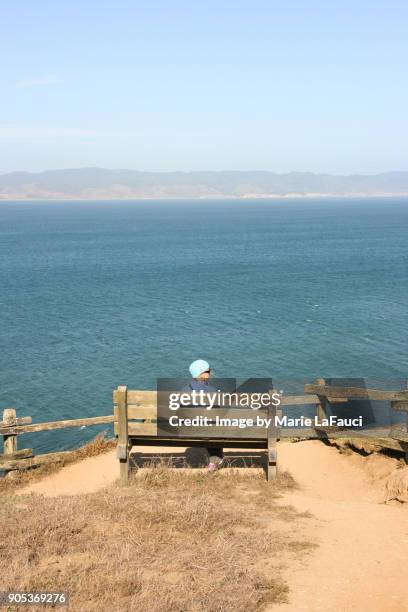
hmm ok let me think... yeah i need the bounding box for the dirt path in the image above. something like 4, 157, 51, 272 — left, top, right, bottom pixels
18, 440, 408, 610
274, 440, 408, 612
18, 445, 189, 497
18, 449, 118, 496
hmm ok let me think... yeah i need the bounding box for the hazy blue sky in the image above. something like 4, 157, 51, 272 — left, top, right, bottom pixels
1, 1, 407, 174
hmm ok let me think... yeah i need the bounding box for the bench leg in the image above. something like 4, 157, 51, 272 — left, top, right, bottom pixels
266, 443, 278, 481
116, 385, 129, 485
117, 441, 131, 485
267, 461, 277, 480
119, 455, 130, 485
266, 399, 278, 481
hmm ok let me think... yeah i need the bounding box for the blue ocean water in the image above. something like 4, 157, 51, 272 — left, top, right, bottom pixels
0, 198, 407, 453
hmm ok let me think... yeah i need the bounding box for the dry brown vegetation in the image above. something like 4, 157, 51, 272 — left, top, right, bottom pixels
1, 463, 315, 612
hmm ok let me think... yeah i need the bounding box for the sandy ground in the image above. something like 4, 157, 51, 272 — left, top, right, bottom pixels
274, 441, 408, 612
18, 445, 191, 497
18, 441, 408, 611
18, 450, 118, 496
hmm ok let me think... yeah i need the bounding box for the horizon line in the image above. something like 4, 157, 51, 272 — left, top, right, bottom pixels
1, 167, 408, 177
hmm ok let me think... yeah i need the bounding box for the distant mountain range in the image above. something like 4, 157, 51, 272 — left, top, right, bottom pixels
1, 168, 408, 199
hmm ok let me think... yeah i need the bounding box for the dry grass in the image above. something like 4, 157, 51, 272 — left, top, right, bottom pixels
0, 463, 315, 612
0, 433, 115, 495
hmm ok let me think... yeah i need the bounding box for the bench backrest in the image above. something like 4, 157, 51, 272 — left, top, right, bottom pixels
113, 388, 157, 436
113, 386, 276, 441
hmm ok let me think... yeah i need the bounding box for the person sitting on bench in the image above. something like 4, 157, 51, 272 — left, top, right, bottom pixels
186, 359, 224, 472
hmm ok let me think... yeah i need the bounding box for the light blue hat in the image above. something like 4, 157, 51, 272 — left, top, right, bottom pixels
189, 359, 210, 378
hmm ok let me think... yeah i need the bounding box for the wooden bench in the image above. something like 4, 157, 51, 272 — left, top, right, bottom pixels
113, 386, 279, 484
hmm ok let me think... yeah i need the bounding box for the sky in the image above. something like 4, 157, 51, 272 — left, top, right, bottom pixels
1, 1, 408, 174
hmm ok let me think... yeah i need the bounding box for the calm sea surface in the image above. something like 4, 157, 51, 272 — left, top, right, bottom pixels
0, 198, 407, 452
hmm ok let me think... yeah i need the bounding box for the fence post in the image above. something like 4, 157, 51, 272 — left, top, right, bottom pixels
267, 394, 277, 481
316, 378, 327, 422
116, 386, 129, 485
2, 408, 18, 458
406, 382, 408, 464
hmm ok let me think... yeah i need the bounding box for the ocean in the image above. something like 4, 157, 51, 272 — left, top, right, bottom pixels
0, 197, 407, 453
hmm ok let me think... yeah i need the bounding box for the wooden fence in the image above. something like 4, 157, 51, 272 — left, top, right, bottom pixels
0, 410, 114, 471
1, 380, 408, 473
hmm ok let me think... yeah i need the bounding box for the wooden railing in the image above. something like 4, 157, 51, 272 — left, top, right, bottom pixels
304, 380, 408, 458
2, 380, 408, 473
0, 408, 113, 471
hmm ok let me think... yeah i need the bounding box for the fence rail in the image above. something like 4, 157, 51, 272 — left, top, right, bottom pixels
0, 414, 114, 436
0, 408, 114, 472
2, 380, 408, 473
